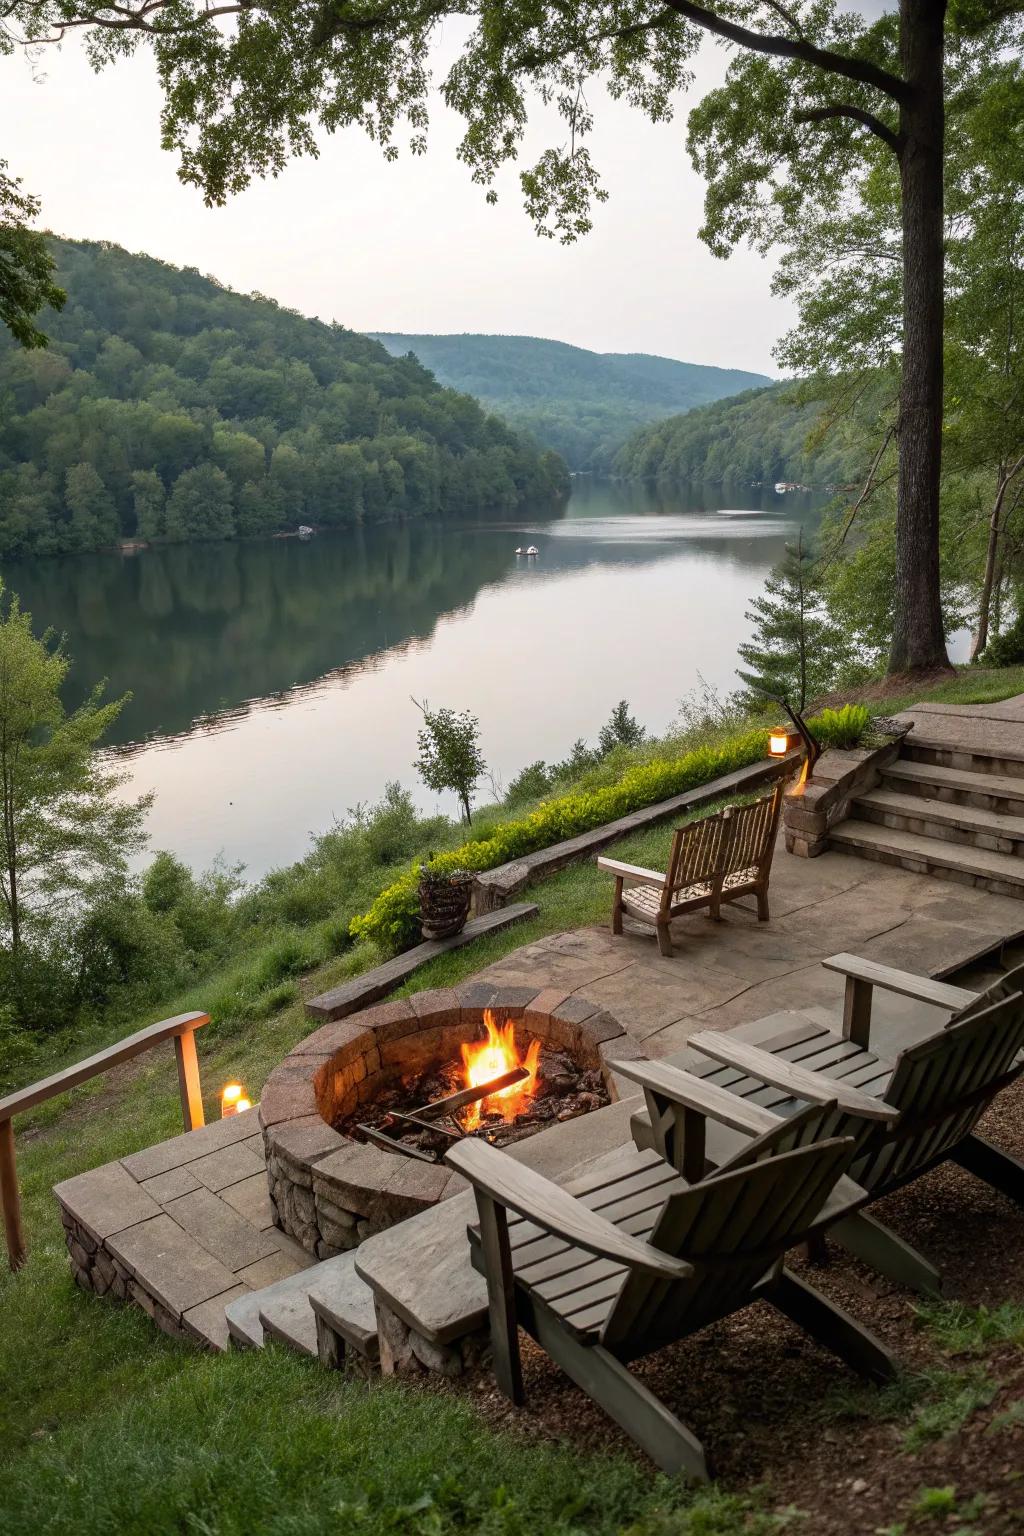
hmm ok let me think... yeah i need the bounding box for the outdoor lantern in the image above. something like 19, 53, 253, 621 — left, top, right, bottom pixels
221, 1082, 251, 1118
768, 727, 792, 758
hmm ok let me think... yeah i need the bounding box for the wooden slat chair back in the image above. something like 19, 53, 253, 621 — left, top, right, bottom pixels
856, 990, 1024, 1192
603, 1136, 856, 1353
644, 1079, 851, 1183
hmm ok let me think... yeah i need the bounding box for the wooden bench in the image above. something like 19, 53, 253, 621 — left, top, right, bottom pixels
0, 1010, 210, 1271
598, 781, 785, 956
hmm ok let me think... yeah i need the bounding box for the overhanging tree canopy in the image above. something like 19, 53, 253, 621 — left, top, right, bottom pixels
3, 0, 1024, 672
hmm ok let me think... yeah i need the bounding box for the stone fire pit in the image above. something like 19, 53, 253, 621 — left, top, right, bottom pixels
259, 983, 642, 1260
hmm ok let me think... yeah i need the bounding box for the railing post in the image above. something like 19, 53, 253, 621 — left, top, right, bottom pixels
174, 1029, 205, 1132
0, 1117, 26, 1272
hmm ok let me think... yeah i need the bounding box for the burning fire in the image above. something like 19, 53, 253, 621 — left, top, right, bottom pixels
461, 1011, 541, 1130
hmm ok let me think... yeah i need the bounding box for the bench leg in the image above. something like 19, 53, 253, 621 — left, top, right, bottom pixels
656, 920, 673, 958
952, 1134, 1024, 1206
756, 887, 770, 922
770, 1267, 898, 1384
830, 1211, 944, 1298
530, 1299, 709, 1481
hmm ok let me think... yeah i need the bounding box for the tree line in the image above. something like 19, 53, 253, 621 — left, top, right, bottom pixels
612, 384, 871, 488
0, 240, 569, 560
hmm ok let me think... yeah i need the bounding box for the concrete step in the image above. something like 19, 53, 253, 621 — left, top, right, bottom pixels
883, 758, 1024, 817
854, 787, 1024, 856
903, 737, 1024, 781
829, 819, 1024, 899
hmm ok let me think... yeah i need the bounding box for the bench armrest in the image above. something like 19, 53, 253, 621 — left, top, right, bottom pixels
596, 856, 665, 885
823, 953, 977, 1013
607, 1057, 783, 1138
688, 1031, 900, 1124
446, 1139, 691, 1279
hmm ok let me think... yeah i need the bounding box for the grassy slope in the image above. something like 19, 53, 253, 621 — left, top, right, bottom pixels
3, 664, 1024, 1531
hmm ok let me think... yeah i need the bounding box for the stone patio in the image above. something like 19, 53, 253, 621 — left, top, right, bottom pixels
52, 832, 1024, 1356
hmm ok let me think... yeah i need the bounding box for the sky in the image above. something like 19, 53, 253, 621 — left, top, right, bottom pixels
2, 24, 798, 375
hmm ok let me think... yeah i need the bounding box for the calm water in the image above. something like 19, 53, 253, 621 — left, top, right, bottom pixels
7, 479, 825, 877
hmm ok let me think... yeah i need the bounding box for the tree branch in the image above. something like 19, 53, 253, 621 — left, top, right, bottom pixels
659, 0, 908, 102
816, 423, 897, 574
794, 103, 902, 156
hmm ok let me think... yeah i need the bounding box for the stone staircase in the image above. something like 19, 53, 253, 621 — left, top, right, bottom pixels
225, 1249, 381, 1368
829, 716, 1024, 899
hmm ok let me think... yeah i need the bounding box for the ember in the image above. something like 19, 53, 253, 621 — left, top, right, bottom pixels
344, 1009, 609, 1158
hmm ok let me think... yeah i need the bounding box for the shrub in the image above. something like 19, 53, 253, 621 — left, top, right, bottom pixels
351, 726, 773, 950
979, 609, 1024, 668
504, 760, 553, 807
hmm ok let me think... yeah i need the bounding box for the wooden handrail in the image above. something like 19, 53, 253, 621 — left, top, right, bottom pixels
0, 1010, 210, 1272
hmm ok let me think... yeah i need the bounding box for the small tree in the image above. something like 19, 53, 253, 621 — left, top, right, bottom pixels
597, 701, 646, 757
737, 531, 852, 712
0, 590, 149, 955
413, 700, 486, 826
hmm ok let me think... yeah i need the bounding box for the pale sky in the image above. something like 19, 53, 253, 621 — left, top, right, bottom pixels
3, 24, 800, 374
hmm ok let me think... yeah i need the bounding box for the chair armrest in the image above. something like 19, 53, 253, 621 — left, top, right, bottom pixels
596, 856, 665, 885
822, 953, 977, 1012
607, 1057, 784, 1138
688, 1031, 900, 1124
445, 1139, 691, 1279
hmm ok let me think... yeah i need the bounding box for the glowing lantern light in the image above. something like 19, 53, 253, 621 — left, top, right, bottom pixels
221, 1083, 250, 1118
768, 729, 791, 758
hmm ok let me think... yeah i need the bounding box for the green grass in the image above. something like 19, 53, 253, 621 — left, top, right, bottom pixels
869, 661, 1024, 714
915, 1300, 1024, 1356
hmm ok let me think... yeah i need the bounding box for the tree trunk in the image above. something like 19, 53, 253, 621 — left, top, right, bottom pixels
972, 456, 1024, 660
888, 0, 951, 676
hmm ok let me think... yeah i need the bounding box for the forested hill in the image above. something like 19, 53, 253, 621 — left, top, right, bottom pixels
0, 242, 568, 560
613, 384, 869, 487
369, 333, 771, 469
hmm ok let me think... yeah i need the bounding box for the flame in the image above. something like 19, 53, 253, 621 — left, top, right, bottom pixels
460, 1010, 541, 1130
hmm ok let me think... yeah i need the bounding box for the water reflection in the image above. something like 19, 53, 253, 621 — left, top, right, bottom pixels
5, 478, 825, 874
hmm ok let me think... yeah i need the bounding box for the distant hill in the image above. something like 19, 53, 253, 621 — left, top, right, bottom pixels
0, 243, 568, 560
369, 333, 772, 469
613, 383, 872, 488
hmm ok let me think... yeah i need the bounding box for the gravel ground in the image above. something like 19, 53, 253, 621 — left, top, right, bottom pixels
446, 1083, 1024, 1533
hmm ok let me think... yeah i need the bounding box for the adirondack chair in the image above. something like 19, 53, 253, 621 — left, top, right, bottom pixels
447, 1073, 896, 1481
675, 952, 1024, 1297
597, 782, 784, 957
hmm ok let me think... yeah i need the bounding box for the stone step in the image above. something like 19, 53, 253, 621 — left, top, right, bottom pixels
829, 819, 1024, 899
225, 1250, 376, 1361
306, 1250, 380, 1366
883, 758, 1024, 817
225, 1261, 319, 1354
854, 787, 1024, 856
903, 737, 1024, 781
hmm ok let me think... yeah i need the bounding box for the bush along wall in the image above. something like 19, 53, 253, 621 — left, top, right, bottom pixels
350, 729, 773, 950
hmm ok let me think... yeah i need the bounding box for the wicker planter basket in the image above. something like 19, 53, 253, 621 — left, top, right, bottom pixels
418, 870, 474, 941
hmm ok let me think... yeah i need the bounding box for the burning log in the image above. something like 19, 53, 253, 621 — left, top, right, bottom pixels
356, 1066, 531, 1163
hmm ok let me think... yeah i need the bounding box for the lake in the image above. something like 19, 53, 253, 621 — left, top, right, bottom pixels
6, 478, 825, 878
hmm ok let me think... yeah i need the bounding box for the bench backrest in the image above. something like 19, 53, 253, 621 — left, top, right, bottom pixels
855, 990, 1024, 1191
601, 1135, 854, 1354
665, 782, 783, 898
